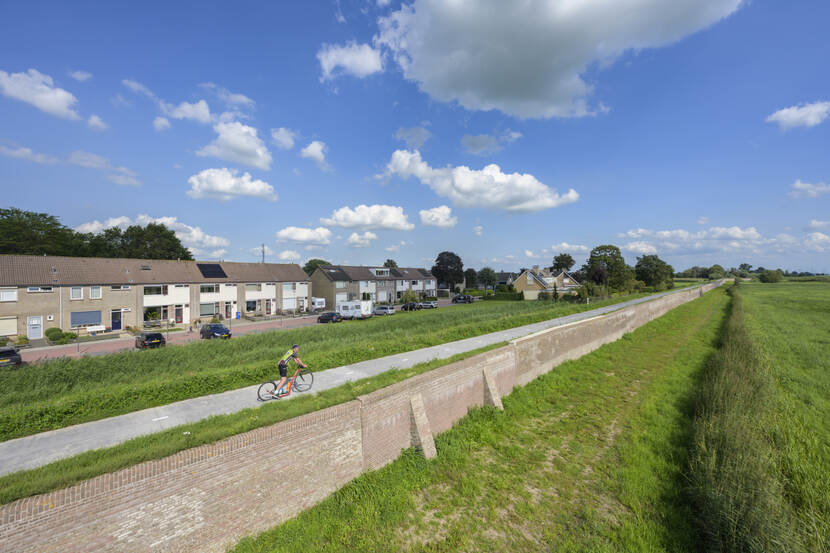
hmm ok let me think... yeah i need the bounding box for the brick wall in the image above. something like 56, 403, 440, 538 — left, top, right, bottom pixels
0, 282, 722, 553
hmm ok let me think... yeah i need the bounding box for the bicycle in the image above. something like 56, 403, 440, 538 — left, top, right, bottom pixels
257, 363, 314, 400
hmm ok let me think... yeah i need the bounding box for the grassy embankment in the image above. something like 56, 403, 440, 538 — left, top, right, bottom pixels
688, 281, 829, 552
0, 343, 504, 505
0, 291, 665, 441
229, 286, 729, 552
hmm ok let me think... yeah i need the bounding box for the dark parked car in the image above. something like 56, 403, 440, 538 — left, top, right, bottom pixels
317, 311, 342, 323
200, 323, 231, 339
135, 332, 166, 349
401, 302, 421, 311
452, 294, 474, 303
0, 346, 22, 368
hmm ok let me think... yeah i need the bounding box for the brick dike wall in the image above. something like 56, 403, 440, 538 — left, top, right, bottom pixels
0, 282, 722, 553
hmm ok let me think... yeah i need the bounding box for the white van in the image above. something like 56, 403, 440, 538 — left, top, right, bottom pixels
336, 300, 373, 320
311, 297, 326, 311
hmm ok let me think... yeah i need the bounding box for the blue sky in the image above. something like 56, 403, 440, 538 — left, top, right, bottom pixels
1, 0, 828, 272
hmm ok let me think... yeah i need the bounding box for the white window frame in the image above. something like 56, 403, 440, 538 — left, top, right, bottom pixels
90, 286, 102, 300
0, 288, 17, 302
335, 281, 346, 289
70, 286, 83, 300
110, 285, 130, 291
27, 286, 53, 293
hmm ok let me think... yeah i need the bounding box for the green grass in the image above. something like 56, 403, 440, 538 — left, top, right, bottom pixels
740, 282, 830, 550
0, 291, 661, 441
229, 287, 729, 552
0, 343, 505, 506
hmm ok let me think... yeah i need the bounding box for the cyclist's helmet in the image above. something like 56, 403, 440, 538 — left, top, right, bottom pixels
292, 344, 299, 349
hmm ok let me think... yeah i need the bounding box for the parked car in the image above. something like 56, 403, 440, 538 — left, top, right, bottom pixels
135, 332, 166, 349
317, 311, 342, 323
401, 302, 421, 311
373, 305, 396, 316
200, 323, 231, 339
420, 301, 438, 309
0, 346, 22, 368
452, 294, 473, 303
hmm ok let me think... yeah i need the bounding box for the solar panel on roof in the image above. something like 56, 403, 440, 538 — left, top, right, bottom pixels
197, 263, 227, 278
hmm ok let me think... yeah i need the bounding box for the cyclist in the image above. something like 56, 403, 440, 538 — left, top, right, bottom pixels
275, 344, 307, 395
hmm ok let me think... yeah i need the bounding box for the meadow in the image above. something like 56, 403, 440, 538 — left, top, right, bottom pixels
230, 286, 730, 552
0, 292, 657, 441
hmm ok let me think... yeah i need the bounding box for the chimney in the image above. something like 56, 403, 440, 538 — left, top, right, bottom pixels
531, 265, 540, 274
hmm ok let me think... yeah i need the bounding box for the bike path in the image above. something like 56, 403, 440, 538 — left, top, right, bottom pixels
0, 286, 705, 476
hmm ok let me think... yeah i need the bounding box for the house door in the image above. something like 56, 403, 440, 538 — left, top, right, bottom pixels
225, 303, 232, 319
175, 305, 183, 324
265, 299, 272, 315
27, 316, 43, 339
111, 310, 122, 331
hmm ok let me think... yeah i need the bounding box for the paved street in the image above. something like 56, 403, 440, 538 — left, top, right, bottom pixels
0, 288, 701, 475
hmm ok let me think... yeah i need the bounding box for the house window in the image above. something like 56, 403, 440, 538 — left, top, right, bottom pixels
223, 283, 236, 288
200, 284, 219, 294
335, 281, 346, 289
110, 285, 130, 291
143, 285, 168, 296
174, 284, 189, 288
246, 300, 259, 312
27, 286, 53, 293
411, 280, 418, 286
0, 288, 17, 302
70, 286, 83, 300
90, 286, 102, 299
245, 283, 262, 292
282, 283, 296, 293
399, 280, 406, 286
199, 302, 217, 317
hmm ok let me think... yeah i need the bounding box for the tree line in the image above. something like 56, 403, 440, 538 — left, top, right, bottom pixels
0, 208, 192, 260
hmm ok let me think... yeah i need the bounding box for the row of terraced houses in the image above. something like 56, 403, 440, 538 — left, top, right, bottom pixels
0, 255, 437, 339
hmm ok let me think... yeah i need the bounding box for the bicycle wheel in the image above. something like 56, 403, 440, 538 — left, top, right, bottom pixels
293, 369, 313, 392
258, 381, 278, 401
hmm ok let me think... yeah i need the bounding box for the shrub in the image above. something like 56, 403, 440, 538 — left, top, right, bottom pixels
45, 327, 64, 341
423, 296, 438, 301
0, 337, 7, 347
15, 335, 29, 345
759, 269, 783, 283
537, 291, 552, 301
210, 317, 220, 323
482, 292, 522, 301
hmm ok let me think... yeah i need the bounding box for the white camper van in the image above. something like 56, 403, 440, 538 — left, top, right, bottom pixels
311, 297, 326, 311
336, 300, 373, 320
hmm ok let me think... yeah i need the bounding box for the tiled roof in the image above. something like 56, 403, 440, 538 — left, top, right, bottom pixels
0, 255, 308, 286
316, 265, 434, 281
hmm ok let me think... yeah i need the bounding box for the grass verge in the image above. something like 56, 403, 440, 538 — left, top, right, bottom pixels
0, 343, 504, 506
0, 290, 666, 441
228, 287, 728, 552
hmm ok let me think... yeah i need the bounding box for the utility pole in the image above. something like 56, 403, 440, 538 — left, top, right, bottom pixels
261, 243, 265, 263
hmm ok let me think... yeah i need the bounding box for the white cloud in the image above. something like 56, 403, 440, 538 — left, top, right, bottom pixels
379, 149, 579, 212
461, 134, 501, 155
187, 168, 276, 201
76, 214, 230, 255
68, 70, 92, 82
300, 140, 330, 170
250, 245, 275, 258
346, 231, 378, 248
419, 205, 457, 228
525, 249, 541, 258
68, 150, 141, 186
375, 0, 743, 119
707, 226, 761, 240
153, 116, 171, 131
278, 250, 301, 260
790, 179, 830, 199
804, 232, 830, 252
473, 225, 483, 236
160, 99, 212, 124
87, 114, 108, 130
317, 41, 383, 80
196, 121, 272, 170
271, 127, 297, 150
0, 68, 80, 120
199, 82, 255, 108
550, 242, 589, 253
276, 226, 332, 245
623, 241, 658, 254
395, 125, 431, 149
766, 101, 830, 130
808, 219, 830, 230
502, 130, 522, 143
122, 79, 157, 100
321, 204, 415, 230
0, 144, 58, 164
385, 240, 407, 252
697, 216, 709, 225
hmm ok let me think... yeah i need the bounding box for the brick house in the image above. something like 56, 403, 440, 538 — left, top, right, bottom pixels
310, 265, 436, 307
0, 255, 310, 339
513, 266, 581, 299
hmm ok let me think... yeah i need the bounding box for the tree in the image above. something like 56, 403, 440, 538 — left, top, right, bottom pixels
0, 208, 79, 255
400, 289, 419, 303
759, 269, 783, 283
552, 253, 575, 272
478, 267, 497, 291
431, 251, 464, 290
708, 264, 725, 280
303, 258, 331, 275
117, 223, 192, 260
634, 255, 675, 288
582, 245, 633, 290
552, 282, 558, 302
739, 263, 752, 273
464, 268, 478, 289
383, 259, 398, 268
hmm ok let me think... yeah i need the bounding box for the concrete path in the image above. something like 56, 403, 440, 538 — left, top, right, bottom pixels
0, 287, 699, 476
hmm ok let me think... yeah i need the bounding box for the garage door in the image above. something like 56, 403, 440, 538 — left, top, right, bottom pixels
282, 297, 297, 310
335, 293, 347, 304
377, 291, 387, 302
0, 316, 16, 336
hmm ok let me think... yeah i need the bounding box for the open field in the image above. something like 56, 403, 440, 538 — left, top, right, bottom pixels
230, 287, 729, 552
0, 293, 658, 441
